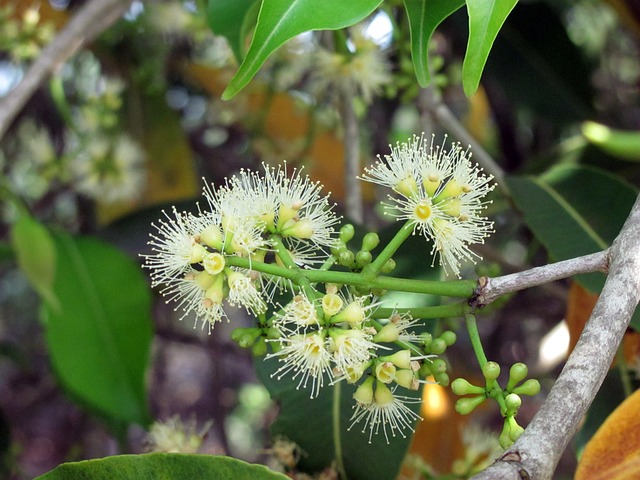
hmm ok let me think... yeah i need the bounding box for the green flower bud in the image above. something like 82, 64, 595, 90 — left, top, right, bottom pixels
455, 395, 486, 415
265, 327, 280, 339
361, 232, 380, 252
339, 224, 355, 244
355, 250, 373, 268
231, 327, 261, 348
451, 378, 485, 396
482, 361, 501, 383
338, 250, 355, 267
421, 333, 433, 349
252, 337, 267, 356
439, 331, 457, 347
430, 338, 447, 355
434, 372, 450, 387
507, 362, 529, 392
380, 258, 396, 274
512, 379, 541, 397
505, 393, 522, 416
508, 416, 524, 442
429, 358, 447, 375
499, 420, 513, 449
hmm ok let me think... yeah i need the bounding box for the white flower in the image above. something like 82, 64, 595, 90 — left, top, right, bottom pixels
272, 295, 320, 331
144, 207, 207, 285
361, 133, 495, 277
266, 331, 333, 399
373, 312, 424, 344
349, 380, 422, 443
145, 415, 212, 454
329, 328, 381, 376
226, 270, 266, 315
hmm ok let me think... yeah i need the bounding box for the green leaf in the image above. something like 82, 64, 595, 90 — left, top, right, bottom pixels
255, 356, 419, 479
35, 453, 288, 480
462, 0, 518, 96
222, 0, 384, 99
207, 0, 258, 61
10, 215, 59, 310
506, 165, 638, 293
42, 232, 153, 425
403, 0, 465, 86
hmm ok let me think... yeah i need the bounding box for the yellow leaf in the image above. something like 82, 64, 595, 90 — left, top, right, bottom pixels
575, 388, 640, 480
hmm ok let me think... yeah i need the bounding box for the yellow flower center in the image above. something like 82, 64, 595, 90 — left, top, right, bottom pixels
414, 202, 432, 221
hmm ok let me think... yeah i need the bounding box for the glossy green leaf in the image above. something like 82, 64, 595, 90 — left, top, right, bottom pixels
35, 453, 288, 480
403, 0, 464, 86
10, 215, 59, 310
582, 121, 640, 161
462, 0, 518, 96
207, 0, 258, 61
255, 356, 419, 479
43, 232, 152, 425
506, 165, 638, 293
222, 0, 384, 99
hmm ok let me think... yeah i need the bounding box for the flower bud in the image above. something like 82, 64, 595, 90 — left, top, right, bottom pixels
231, 327, 261, 348
508, 418, 525, 442
439, 331, 457, 347
429, 358, 447, 375
339, 224, 355, 244
252, 337, 267, 356
512, 379, 541, 397
380, 350, 411, 369
430, 338, 447, 355
435, 372, 450, 386
355, 250, 373, 267
380, 258, 396, 274
338, 250, 355, 267
361, 232, 380, 252
353, 377, 375, 405
505, 393, 522, 416
451, 378, 485, 396
482, 361, 501, 383
455, 395, 486, 415
507, 363, 528, 392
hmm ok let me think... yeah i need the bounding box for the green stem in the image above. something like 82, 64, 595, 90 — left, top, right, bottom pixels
373, 302, 470, 320
333, 381, 348, 480
49, 76, 74, 129
270, 235, 319, 303
366, 221, 414, 275
226, 255, 476, 298
465, 312, 488, 367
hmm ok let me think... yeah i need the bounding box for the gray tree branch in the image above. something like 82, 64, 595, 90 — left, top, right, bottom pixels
472, 193, 640, 480
0, 0, 132, 142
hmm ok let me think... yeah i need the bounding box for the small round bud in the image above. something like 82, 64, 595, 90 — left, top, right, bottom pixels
512, 379, 541, 397
451, 378, 485, 396
361, 232, 380, 252
231, 327, 261, 348
505, 393, 522, 415
421, 333, 433, 349
339, 224, 355, 244
429, 358, 447, 375
430, 338, 447, 355
266, 327, 281, 339
439, 331, 457, 347
380, 258, 396, 274
507, 362, 528, 392
434, 372, 450, 386
455, 395, 486, 415
355, 250, 373, 268
338, 250, 355, 267
482, 361, 501, 382
252, 337, 267, 356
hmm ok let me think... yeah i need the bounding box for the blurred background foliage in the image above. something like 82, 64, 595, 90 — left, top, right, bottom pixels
1, 0, 640, 479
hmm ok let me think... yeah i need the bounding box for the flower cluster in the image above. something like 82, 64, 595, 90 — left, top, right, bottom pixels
143, 164, 340, 330
360, 134, 495, 276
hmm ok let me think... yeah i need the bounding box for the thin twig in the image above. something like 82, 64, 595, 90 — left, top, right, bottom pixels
474, 250, 609, 307
473, 193, 640, 480
418, 87, 507, 191
340, 89, 363, 224
0, 0, 132, 141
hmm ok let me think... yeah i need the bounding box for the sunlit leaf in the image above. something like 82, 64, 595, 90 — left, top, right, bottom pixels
35, 453, 288, 480
43, 232, 152, 425
222, 0, 384, 99
462, 0, 518, 96
576, 387, 640, 480
582, 121, 640, 161
207, 0, 258, 61
403, 0, 465, 86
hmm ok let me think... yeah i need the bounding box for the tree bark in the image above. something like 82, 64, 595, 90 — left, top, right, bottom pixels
473, 193, 640, 479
